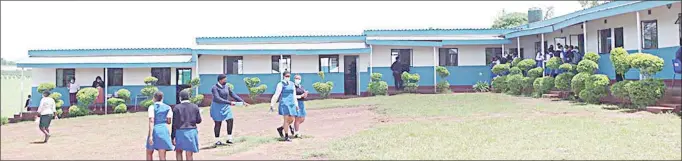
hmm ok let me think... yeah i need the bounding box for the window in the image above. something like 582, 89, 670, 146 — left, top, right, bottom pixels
223, 56, 243, 74
319, 55, 339, 73
614, 27, 624, 48
438, 48, 458, 66
509, 48, 524, 58
56, 68, 75, 87
107, 68, 123, 86
485, 48, 503, 65
535, 41, 548, 54
641, 20, 658, 49
151, 68, 171, 86
271, 55, 292, 73
390, 49, 412, 66
598, 28, 612, 53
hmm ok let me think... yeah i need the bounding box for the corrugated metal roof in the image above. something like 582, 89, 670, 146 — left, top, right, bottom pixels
196, 34, 365, 39
364, 28, 520, 32
28, 48, 193, 57
17, 55, 194, 68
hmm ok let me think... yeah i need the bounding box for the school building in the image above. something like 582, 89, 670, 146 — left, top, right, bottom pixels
17, 1, 681, 109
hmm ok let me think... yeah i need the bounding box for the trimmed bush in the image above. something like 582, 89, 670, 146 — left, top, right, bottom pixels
610, 47, 631, 79
49, 92, 64, 108
368, 73, 388, 96
629, 53, 664, 78
533, 76, 554, 97
244, 77, 267, 101
521, 77, 536, 96
559, 63, 575, 73
547, 57, 562, 70
571, 72, 591, 96
554, 72, 575, 91
610, 80, 632, 101
626, 79, 666, 108
527, 67, 544, 78
492, 63, 511, 75
576, 60, 598, 74
579, 74, 609, 104
584, 52, 600, 63
517, 59, 537, 72
1, 116, 8, 125
505, 74, 524, 95
116, 89, 131, 102
313, 71, 334, 99
114, 104, 127, 114
140, 86, 159, 98
436, 66, 451, 93
511, 58, 522, 67
190, 95, 204, 104
37, 83, 56, 93
140, 99, 154, 110
56, 109, 63, 117
143, 76, 158, 85
401, 72, 421, 93
509, 67, 522, 75
77, 87, 99, 109
107, 98, 125, 107
472, 81, 490, 92
491, 76, 508, 93
68, 105, 87, 117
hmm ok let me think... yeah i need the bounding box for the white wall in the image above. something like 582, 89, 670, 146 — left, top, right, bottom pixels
122, 68, 150, 86
31, 68, 55, 86
370, 45, 435, 67
75, 68, 104, 86
440, 45, 506, 66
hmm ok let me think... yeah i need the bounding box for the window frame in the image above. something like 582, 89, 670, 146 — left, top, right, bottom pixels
390, 49, 413, 66
614, 27, 624, 48
438, 48, 459, 66
641, 20, 658, 49
318, 55, 340, 73
151, 67, 171, 86
271, 55, 292, 73
485, 47, 503, 65
598, 28, 613, 53
508, 48, 525, 59
107, 68, 123, 86
55, 68, 75, 87
223, 56, 244, 75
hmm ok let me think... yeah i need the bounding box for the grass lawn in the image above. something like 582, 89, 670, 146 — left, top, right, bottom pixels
1, 78, 32, 117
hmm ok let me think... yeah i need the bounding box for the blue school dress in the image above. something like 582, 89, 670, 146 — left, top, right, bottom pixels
278, 81, 298, 116
146, 102, 174, 151
175, 128, 199, 153
210, 102, 231, 121
210, 84, 243, 121
294, 84, 307, 117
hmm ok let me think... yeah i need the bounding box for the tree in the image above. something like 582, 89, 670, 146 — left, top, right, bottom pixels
491, 9, 528, 29
579, 1, 608, 9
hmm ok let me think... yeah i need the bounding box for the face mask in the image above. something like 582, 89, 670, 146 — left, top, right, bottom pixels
294, 79, 301, 84
220, 81, 227, 86
283, 76, 291, 81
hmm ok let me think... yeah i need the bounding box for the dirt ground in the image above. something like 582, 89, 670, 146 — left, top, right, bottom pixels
0, 105, 378, 160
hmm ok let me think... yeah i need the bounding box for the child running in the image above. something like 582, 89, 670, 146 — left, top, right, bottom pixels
270, 71, 299, 141
171, 90, 202, 160
210, 74, 249, 146
146, 91, 174, 161
37, 91, 57, 143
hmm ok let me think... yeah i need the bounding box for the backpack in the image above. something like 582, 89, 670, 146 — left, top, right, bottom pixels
673, 59, 682, 74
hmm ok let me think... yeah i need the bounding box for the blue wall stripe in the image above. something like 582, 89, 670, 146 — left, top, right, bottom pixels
194, 48, 370, 55
29, 86, 177, 108
196, 35, 366, 45
199, 72, 347, 95
365, 40, 443, 47
596, 46, 682, 80
442, 39, 512, 45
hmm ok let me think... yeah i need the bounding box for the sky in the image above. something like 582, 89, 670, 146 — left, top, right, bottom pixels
0, 1, 583, 61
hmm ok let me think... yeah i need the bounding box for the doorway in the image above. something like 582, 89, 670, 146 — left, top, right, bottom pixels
577, 34, 585, 55
175, 68, 192, 104
344, 55, 358, 95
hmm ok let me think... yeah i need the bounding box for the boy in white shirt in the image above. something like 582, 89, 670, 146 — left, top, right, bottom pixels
67, 78, 80, 106
37, 91, 57, 143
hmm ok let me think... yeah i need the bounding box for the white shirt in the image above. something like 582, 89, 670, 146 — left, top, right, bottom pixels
535, 52, 544, 61
37, 97, 56, 115
147, 102, 173, 118
68, 82, 80, 93
270, 81, 299, 108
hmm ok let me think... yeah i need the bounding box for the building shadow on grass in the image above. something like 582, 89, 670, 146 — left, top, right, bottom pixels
29, 141, 46, 144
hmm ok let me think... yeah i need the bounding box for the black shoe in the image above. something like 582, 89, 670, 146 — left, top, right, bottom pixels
226, 139, 234, 144
215, 141, 226, 146
276, 127, 284, 138
279, 135, 291, 142
289, 125, 295, 136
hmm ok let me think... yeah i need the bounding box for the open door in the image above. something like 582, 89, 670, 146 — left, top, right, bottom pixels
344, 55, 358, 95
176, 68, 192, 104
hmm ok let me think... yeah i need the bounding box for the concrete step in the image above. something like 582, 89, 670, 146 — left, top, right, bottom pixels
646, 106, 675, 114
542, 93, 560, 98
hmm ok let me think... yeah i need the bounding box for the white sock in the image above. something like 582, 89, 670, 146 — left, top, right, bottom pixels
227, 135, 233, 140
215, 137, 221, 142
295, 131, 300, 135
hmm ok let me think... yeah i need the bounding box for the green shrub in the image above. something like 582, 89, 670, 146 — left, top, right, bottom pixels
554, 72, 575, 91
521, 77, 536, 96
368, 73, 388, 96
114, 104, 127, 114
189, 77, 201, 86
313, 71, 334, 99
509, 67, 522, 75
140, 86, 159, 97
527, 67, 544, 78
629, 53, 664, 78
505, 74, 524, 95
77, 87, 99, 109
140, 99, 154, 110
610, 80, 632, 101
533, 76, 554, 97
436, 66, 450, 78
579, 74, 609, 104
491, 76, 508, 93
37, 83, 56, 93
571, 72, 591, 96
559, 63, 575, 73
401, 72, 420, 93
584, 52, 600, 63
244, 77, 267, 101
68, 105, 88, 117
190, 94, 204, 105
472, 81, 490, 92
547, 57, 562, 70
492, 63, 510, 75
511, 58, 522, 67
49, 92, 64, 107
143, 76, 158, 85
56, 108, 63, 117
517, 59, 537, 72
577, 60, 598, 74
116, 89, 131, 101
1, 116, 8, 125
107, 98, 125, 107
436, 66, 451, 93
626, 79, 665, 108
610, 47, 631, 77
226, 83, 234, 91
